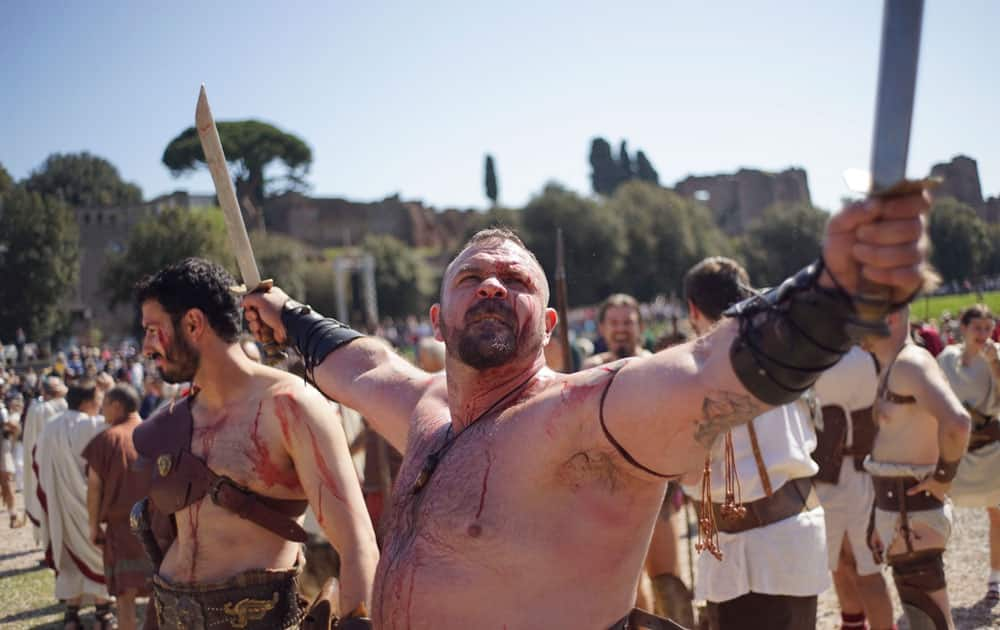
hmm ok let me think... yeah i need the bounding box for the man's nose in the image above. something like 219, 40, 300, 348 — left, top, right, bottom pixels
477, 277, 507, 299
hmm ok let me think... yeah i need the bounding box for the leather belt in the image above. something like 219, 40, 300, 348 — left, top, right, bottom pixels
691, 477, 816, 534
872, 476, 942, 512
969, 422, 1000, 452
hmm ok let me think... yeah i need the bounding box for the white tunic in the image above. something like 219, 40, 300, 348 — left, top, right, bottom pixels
35, 409, 108, 599
682, 402, 829, 602
23, 397, 67, 538
812, 347, 881, 575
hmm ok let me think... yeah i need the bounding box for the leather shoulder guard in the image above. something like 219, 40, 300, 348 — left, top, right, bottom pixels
725, 260, 864, 406
133, 396, 194, 461
133, 397, 210, 515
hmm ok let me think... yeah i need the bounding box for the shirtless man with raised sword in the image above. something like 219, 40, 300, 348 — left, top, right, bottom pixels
245, 185, 929, 628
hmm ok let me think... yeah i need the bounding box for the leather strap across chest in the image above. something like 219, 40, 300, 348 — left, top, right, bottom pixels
133, 396, 308, 543
878, 360, 916, 405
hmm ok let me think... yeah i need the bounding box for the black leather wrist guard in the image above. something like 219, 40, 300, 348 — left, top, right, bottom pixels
281, 300, 363, 380
725, 260, 875, 406
932, 457, 960, 483
336, 616, 373, 630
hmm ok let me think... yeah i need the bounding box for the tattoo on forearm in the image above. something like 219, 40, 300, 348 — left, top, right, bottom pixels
694, 390, 765, 449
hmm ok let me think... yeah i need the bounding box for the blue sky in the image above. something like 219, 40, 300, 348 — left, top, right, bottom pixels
3, 1, 997, 213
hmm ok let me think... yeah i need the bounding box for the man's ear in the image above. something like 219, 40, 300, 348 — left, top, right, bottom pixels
544, 307, 558, 337
430, 304, 444, 342
182, 309, 208, 342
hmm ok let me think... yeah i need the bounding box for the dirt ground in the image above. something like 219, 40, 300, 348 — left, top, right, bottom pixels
3, 489, 999, 628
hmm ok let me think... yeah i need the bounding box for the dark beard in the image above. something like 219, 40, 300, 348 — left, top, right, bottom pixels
444, 299, 518, 369
159, 326, 200, 383
613, 344, 635, 359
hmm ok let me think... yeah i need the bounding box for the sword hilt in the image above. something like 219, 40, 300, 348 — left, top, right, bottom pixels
852, 177, 938, 336
241, 279, 289, 367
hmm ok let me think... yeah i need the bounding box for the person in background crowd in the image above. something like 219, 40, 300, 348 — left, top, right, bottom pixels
1, 394, 26, 528
682, 256, 829, 630
936, 304, 1000, 602
36, 379, 114, 629
24, 375, 69, 543
82, 384, 152, 630
865, 305, 970, 630
813, 348, 894, 630
138, 374, 164, 419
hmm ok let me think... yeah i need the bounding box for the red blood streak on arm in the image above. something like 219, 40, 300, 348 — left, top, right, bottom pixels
248, 402, 300, 489
559, 381, 596, 404
274, 396, 296, 445
304, 422, 346, 505
475, 455, 494, 519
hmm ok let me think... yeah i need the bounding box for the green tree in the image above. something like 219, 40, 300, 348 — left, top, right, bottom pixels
303, 262, 341, 321
461, 206, 524, 244
521, 183, 627, 306
103, 207, 232, 309
617, 141, 633, 189
635, 150, 659, 185
983, 224, 1000, 278
608, 181, 732, 301
484, 154, 499, 206
928, 197, 990, 284
0, 162, 13, 194
739, 203, 827, 287
162, 120, 312, 229
0, 187, 80, 341
24, 152, 142, 207
589, 137, 618, 196
250, 231, 310, 300
362, 234, 436, 319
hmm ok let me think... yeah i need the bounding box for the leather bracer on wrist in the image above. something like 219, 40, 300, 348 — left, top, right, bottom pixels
280, 300, 363, 381
932, 457, 960, 483
725, 260, 865, 406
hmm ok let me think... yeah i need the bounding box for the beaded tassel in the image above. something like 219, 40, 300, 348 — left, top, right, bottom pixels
720, 431, 747, 520
695, 431, 746, 562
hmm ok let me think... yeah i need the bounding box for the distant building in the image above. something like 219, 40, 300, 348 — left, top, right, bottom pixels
673, 167, 812, 235
71, 191, 213, 339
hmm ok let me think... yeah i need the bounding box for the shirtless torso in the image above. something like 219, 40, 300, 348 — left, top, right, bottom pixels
159, 375, 323, 584
374, 365, 668, 628
871, 344, 942, 469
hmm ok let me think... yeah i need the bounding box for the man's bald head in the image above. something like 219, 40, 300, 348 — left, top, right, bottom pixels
43, 375, 67, 399
444, 228, 549, 304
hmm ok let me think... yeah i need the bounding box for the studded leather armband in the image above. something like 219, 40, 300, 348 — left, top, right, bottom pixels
281, 300, 364, 380
725, 260, 881, 406
932, 457, 960, 483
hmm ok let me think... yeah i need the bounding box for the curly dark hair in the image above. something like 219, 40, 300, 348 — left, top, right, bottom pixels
134, 258, 241, 343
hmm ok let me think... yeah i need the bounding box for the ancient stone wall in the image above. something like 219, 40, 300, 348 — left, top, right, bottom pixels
673, 167, 811, 234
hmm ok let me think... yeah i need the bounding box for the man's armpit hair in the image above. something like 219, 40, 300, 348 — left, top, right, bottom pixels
693, 390, 765, 449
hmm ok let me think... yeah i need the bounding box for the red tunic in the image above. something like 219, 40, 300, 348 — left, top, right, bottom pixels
82, 416, 153, 595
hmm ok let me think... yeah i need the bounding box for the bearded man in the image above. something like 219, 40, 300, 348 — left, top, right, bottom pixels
131, 258, 378, 629
245, 193, 929, 629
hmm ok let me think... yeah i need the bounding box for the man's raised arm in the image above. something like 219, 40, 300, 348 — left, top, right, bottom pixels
245, 287, 429, 452
598, 193, 931, 478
